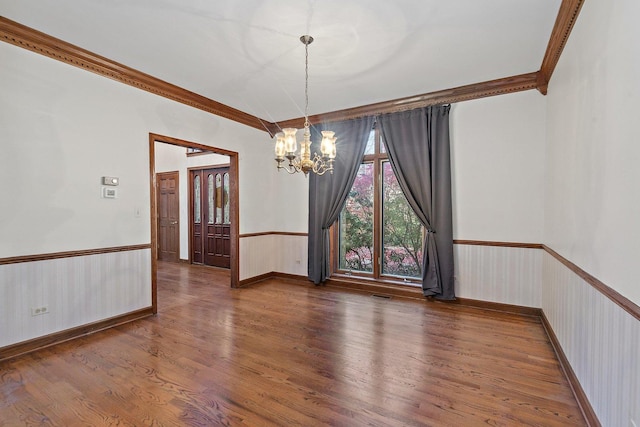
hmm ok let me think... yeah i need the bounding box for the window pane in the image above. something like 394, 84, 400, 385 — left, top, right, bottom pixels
223, 173, 230, 224
382, 161, 422, 278
215, 174, 223, 224
194, 175, 201, 224
363, 129, 376, 155
207, 174, 214, 224
339, 163, 374, 273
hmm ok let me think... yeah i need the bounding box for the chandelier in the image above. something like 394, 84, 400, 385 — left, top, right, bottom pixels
274, 35, 337, 176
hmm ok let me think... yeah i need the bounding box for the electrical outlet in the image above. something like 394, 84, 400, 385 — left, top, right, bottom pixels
31, 306, 49, 316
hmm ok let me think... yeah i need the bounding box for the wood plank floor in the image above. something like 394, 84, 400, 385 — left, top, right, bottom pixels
0, 261, 586, 426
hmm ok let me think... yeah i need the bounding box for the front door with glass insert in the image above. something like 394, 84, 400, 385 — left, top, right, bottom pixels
190, 166, 231, 268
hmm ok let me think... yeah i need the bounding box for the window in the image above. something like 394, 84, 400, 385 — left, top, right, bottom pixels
336, 128, 423, 282
186, 147, 204, 155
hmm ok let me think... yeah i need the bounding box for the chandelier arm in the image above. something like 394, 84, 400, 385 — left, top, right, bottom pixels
277, 162, 301, 174
310, 154, 334, 176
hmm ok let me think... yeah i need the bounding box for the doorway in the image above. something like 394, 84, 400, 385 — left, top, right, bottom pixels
149, 133, 240, 314
190, 166, 231, 268
156, 171, 180, 263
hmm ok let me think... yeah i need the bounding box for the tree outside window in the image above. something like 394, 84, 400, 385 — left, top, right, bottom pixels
337, 128, 423, 281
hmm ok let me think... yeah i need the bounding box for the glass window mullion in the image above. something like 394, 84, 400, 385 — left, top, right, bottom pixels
372, 158, 381, 279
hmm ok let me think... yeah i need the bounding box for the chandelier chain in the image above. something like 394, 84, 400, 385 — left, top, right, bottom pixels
304, 40, 309, 128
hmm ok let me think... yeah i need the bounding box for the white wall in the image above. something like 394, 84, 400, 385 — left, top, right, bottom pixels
543, 0, 640, 424
0, 42, 277, 258
0, 47, 150, 257
447, 91, 547, 308
271, 164, 309, 233
544, 0, 640, 305
0, 42, 278, 346
451, 90, 547, 243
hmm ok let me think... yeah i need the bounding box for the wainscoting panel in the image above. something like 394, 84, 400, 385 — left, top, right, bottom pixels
0, 248, 151, 347
239, 233, 308, 281
272, 234, 308, 277
542, 251, 639, 427
454, 244, 542, 307
239, 234, 275, 281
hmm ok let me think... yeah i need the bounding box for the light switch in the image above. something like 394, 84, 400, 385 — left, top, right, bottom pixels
102, 176, 119, 186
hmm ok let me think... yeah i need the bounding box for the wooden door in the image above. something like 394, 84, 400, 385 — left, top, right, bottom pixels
157, 171, 179, 262
190, 167, 231, 268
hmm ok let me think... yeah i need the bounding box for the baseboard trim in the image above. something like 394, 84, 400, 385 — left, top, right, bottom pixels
0, 307, 154, 363
540, 311, 600, 427
238, 271, 309, 288
270, 272, 309, 282
450, 297, 542, 317
237, 272, 274, 287
239, 272, 544, 318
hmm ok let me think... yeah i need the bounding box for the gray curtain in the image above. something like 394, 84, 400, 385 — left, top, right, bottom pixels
378, 105, 455, 300
308, 116, 375, 284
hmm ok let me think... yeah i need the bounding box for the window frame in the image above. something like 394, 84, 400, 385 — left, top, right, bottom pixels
330, 126, 422, 286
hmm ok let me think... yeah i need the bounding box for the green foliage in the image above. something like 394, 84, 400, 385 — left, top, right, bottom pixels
340, 164, 374, 272
339, 162, 423, 278
381, 162, 422, 277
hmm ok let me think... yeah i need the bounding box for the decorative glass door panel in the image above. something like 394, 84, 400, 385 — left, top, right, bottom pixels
190, 166, 231, 268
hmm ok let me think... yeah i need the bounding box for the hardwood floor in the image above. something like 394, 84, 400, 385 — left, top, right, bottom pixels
0, 261, 586, 426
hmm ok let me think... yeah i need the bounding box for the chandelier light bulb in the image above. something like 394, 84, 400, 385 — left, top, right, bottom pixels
282, 128, 298, 155
274, 132, 286, 159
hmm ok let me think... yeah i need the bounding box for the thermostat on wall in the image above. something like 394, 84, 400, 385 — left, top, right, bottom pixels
102, 187, 118, 199
102, 176, 119, 186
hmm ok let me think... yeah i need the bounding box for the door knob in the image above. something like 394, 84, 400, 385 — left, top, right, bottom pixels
171, 221, 178, 225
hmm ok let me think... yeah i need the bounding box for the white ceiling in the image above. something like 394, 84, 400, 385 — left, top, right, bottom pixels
0, 0, 561, 122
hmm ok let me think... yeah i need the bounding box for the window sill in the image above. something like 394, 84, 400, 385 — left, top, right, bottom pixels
325, 274, 424, 300
333, 272, 421, 287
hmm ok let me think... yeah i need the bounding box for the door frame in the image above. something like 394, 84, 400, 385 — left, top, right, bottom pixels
149, 133, 240, 314
156, 170, 180, 263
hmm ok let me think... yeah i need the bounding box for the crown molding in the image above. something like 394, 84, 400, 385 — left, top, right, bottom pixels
2, 0, 584, 136
537, 0, 586, 94
0, 16, 272, 132
271, 72, 540, 131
